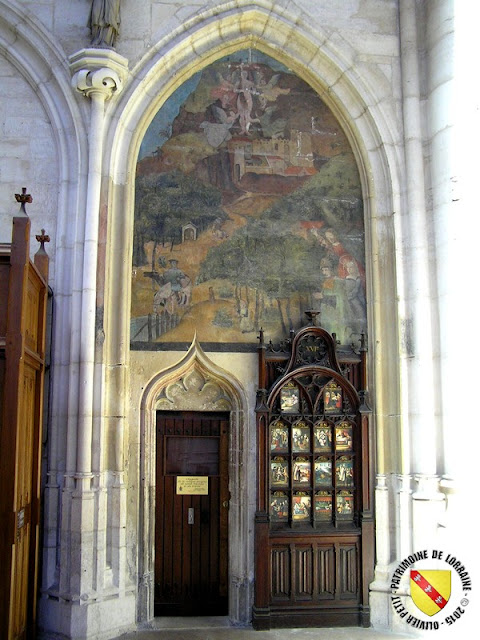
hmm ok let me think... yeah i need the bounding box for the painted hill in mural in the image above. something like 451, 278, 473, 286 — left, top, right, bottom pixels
136, 62, 352, 197
132, 51, 366, 347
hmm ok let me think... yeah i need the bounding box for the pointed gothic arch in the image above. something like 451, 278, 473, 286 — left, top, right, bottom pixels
101, 2, 404, 626
104, 3, 402, 483
138, 336, 252, 622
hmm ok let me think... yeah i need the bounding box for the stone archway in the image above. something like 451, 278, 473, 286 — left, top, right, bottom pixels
104, 3, 405, 630
105, 4, 403, 501
138, 336, 252, 624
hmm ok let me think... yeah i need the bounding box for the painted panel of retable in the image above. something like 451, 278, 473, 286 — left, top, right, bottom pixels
131, 50, 366, 350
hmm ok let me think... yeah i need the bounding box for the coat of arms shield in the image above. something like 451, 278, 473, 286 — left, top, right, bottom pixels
410, 570, 451, 616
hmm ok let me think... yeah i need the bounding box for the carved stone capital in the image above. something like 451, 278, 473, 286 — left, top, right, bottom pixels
72, 66, 123, 100
69, 48, 128, 100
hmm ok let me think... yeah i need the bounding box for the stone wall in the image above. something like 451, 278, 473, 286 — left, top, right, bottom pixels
1, 2, 475, 639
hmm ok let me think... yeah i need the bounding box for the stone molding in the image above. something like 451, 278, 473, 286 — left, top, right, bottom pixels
141, 334, 245, 413
138, 335, 252, 625
101, 8, 403, 631
155, 369, 232, 411
70, 48, 129, 100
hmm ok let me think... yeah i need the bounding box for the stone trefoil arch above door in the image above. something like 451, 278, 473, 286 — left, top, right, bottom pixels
138, 336, 253, 624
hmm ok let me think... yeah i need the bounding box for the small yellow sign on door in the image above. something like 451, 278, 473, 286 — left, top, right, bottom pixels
176, 476, 209, 495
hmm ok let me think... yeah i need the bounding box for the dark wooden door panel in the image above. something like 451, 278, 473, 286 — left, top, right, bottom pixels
316, 546, 335, 598
155, 412, 228, 616
269, 539, 359, 606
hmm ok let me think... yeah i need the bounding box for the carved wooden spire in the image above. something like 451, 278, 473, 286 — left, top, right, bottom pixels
35, 229, 50, 281
14, 187, 32, 216
35, 229, 50, 252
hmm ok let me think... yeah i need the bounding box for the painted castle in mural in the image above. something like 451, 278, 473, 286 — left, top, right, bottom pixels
131, 51, 366, 348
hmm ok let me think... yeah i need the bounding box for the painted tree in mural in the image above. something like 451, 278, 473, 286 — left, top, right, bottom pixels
131, 50, 366, 346
198, 220, 326, 334
133, 171, 227, 268
133, 175, 163, 267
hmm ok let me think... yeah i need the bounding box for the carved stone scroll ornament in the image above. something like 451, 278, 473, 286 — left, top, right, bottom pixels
72, 66, 123, 100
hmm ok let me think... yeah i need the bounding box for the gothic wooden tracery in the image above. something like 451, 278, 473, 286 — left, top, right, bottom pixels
254, 319, 374, 629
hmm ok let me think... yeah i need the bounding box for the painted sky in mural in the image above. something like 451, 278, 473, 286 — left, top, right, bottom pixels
131, 50, 366, 349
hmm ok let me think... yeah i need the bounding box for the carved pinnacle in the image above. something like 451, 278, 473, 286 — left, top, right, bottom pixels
15, 187, 32, 215
36, 229, 50, 251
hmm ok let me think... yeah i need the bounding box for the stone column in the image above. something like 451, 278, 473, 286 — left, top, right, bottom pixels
430, 1, 477, 558
69, 49, 127, 479
398, 0, 444, 559
369, 474, 392, 628
418, 0, 457, 553
40, 49, 134, 639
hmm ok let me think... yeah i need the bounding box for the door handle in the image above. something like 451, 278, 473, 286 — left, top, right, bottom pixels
222, 501, 229, 509
188, 507, 194, 525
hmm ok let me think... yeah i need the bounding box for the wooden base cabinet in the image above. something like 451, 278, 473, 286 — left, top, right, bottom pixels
253, 320, 374, 629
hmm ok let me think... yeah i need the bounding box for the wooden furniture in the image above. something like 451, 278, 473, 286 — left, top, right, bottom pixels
0, 192, 49, 640
253, 313, 374, 629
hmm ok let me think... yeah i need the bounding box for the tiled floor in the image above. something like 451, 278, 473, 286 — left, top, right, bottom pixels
112, 617, 413, 640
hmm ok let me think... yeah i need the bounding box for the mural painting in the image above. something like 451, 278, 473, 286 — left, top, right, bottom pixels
131, 50, 366, 350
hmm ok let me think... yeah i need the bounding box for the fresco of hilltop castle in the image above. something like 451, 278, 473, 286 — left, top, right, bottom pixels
131, 50, 366, 349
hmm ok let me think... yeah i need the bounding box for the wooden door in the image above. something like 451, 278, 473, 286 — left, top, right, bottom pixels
155, 411, 229, 616
0, 212, 48, 640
